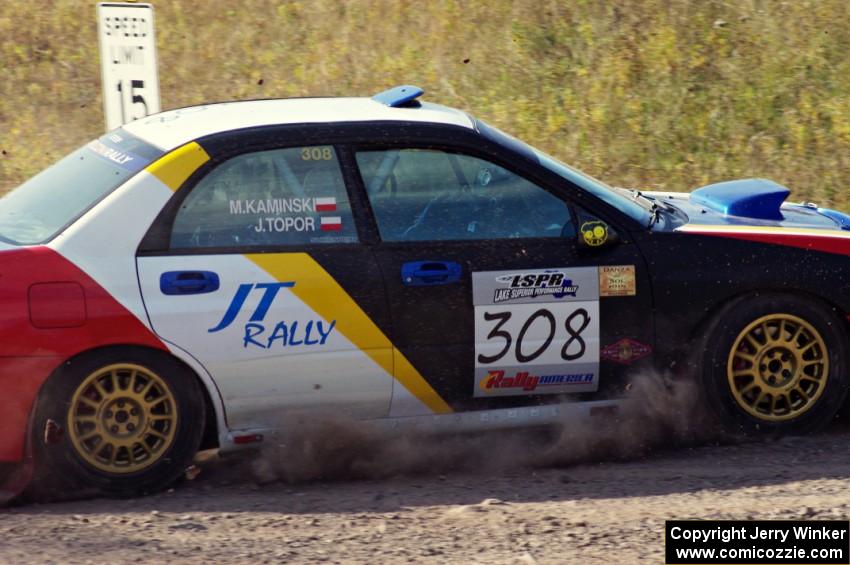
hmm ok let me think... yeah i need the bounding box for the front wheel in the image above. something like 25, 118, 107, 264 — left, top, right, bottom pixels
30, 347, 205, 498
701, 294, 850, 434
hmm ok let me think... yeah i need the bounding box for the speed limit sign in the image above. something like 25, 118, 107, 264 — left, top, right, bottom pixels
96, 2, 161, 131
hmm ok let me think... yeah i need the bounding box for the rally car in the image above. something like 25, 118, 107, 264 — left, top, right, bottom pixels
2, 85, 850, 499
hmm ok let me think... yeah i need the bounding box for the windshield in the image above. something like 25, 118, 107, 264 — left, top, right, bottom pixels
476, 120, 651, 225
0, 130, 163, 245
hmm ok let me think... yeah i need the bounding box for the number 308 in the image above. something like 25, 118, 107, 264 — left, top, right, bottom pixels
301, 147, 333, 161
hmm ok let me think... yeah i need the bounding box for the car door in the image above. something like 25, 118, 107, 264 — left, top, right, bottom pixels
352, 140, 654, 414
137, 140, 394, 430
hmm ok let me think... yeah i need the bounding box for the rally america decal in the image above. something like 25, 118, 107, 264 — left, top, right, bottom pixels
472, 267, 600, 397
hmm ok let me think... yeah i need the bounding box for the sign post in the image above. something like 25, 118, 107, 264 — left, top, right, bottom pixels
96, 2, 160, 131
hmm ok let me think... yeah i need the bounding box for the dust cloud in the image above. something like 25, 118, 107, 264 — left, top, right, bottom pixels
201, 372, 721, 487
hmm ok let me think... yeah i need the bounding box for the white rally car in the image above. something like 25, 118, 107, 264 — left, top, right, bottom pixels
4, 86, 850, 498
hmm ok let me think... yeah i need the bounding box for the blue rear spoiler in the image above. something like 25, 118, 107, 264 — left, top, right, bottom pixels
372, 85, 424, 108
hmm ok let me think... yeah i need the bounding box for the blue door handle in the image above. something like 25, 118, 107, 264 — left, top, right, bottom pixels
401, 261, 462, 286
160, 271, 220, 295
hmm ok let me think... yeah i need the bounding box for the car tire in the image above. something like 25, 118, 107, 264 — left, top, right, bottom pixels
701, 293, 850, 435
29, 346, 205, 499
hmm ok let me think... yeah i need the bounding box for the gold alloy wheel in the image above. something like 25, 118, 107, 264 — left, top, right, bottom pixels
67, 363, 178, 474
727, 314, 829, 421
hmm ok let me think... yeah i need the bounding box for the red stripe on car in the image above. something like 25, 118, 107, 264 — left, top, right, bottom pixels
680, 228, 850, 257
0, 246, 167, 463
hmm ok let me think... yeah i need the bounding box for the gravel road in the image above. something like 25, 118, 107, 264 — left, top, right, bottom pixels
3, 414, 850, 565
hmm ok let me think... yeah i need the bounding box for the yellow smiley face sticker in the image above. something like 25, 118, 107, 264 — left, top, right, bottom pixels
581, 220, 608, 246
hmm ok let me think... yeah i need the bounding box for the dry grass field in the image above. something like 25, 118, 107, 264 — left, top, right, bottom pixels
2, 0, 850, 208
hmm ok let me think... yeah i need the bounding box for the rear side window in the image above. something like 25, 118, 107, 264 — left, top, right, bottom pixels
170, 146, 357, 248
355, 149, 573, 242
0, 130, 162, 245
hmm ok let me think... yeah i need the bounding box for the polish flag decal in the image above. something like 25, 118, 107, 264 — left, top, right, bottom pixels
315, 197, 337, 212
320, 216, 342, 231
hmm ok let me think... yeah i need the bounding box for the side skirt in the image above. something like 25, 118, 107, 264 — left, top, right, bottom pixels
218, 399, 623, 454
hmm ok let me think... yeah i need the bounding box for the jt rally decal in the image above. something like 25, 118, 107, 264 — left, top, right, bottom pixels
87, 139, 140, 170
472, 267, 600, 397
208, 282, 337, 349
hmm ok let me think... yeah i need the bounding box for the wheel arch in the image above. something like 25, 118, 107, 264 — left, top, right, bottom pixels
688, 288, 850, 348
673, 288, 850, 376
31, 343, 222, 451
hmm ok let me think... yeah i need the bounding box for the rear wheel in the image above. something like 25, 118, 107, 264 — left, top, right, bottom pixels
30, 347, 204, 498
701, 294, 850, 434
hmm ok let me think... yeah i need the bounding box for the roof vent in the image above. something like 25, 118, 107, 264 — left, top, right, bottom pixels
372, 85, 424, 108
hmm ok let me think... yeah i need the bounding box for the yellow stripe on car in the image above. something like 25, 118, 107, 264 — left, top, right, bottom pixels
246, 253, 453, 415
145, 142, 210, 192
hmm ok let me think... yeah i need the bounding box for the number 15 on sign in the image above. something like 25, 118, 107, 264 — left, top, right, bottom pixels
116, 79, 148, 124
97, 3, 160, 131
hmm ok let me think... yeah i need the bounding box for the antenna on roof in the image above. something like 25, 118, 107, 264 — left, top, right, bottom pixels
372, 85, 424, 108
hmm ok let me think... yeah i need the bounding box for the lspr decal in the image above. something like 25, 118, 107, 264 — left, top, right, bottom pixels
492, 271, 578, 303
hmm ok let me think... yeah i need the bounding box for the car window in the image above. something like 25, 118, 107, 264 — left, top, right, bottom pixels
355, 149, 574, 242
170, 146, 358, 248
0, 130, 162, 245
476, 120, 652, 226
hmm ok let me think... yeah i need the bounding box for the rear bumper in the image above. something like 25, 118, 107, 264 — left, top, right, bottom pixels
0, 356, 63, 462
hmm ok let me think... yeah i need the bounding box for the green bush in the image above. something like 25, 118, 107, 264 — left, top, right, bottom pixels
2, 0, 850, 209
